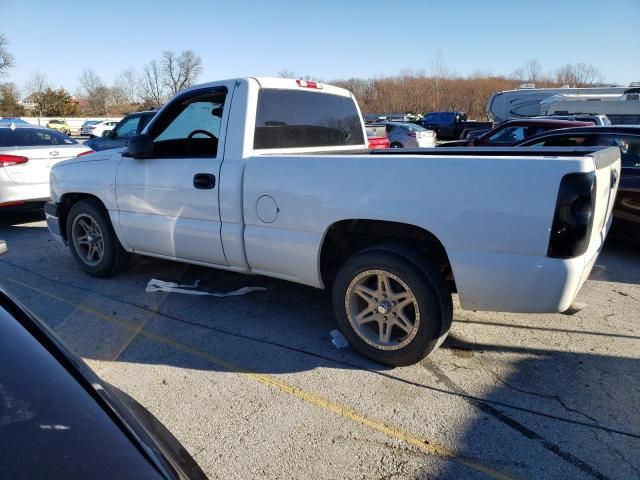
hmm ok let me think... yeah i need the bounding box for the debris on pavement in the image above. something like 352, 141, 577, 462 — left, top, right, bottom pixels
330, 330, 350, 349
145, 278, 267, 297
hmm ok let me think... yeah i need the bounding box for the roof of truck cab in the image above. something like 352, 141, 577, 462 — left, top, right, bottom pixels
182, 77, 353, 98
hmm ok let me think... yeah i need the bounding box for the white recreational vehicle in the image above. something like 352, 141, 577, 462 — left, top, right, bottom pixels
487, 83, 639, 123
539, 91, 640, 125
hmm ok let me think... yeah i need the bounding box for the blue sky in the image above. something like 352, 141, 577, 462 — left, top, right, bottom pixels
1, 0, 639, 93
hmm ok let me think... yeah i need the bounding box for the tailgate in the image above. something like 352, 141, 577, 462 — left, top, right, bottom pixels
589, 147, 621, 249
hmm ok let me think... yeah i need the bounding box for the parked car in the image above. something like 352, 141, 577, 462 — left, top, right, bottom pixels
517, 125, 640, 242
0, 243, 207, 479
46, 119, 71, 135
368, 122, 436, 148
85, 111, 158, 152
441, 119, 594, 147
80, 120, 101, 135
0, 125, 93, 209
46, 77, 619, 366
85, 120, 119, 138
533, 114, 611, 125
421, 111, 492, 140
367, 131, 390, 149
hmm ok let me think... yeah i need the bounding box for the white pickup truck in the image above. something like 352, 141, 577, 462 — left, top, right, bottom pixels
45, 77, 620, 365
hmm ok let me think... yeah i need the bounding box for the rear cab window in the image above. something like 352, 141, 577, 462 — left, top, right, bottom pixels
253, 89, 364, 149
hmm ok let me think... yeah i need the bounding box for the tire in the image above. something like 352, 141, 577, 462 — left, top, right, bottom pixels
332, 245, 452, 366
66, 199, 131, 277
390, 142, 403, 148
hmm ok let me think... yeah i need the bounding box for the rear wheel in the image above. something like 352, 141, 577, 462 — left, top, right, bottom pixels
66, 199, 131, 277
390, 142, 403, 148
332, 246, 452, 366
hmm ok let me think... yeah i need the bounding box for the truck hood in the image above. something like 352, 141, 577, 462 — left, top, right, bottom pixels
53, 149, 122, 169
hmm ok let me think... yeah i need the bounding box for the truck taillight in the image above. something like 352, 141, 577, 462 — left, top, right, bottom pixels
296, 79, 322, 89
407, 131, 416, 137
548, 172, 596, 258
77, 150, 95, 157
0, 154, 28, 167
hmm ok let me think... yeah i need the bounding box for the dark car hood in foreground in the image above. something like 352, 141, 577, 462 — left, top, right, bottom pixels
0, 288, 207, 480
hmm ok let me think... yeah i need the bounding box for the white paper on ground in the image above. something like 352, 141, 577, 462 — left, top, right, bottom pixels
145, 278, 266, 297
329, 329, 350, 349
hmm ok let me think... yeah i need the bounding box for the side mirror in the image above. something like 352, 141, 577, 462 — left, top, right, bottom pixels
0, 240, 7, 256
102, 130, 114, 138
123, 134, 154, 159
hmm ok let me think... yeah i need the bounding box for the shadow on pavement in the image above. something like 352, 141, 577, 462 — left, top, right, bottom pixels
590, 237, 640, 286
0, 209, 45, 228
428, 335, 640, 479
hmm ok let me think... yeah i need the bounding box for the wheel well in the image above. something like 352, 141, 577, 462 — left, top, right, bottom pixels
58, 193, 107, 240
320, 220, 455, 291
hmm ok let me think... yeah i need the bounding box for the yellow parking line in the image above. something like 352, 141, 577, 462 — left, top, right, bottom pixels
2, 276, 514, 480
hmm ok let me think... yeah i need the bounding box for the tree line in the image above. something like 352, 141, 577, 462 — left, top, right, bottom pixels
0, 35, 203, 117
301, 58, 607, 120
1, 33, 608, 121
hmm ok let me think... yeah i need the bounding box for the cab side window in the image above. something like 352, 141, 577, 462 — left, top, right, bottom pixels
148, 89, 227, 158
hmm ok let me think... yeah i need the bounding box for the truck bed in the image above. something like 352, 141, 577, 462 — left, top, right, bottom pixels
282, 146, 610, 157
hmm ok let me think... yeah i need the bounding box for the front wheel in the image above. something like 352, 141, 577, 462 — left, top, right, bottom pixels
390, 142, 403, 148
332, 246, 452, 366
66, 199, 131, 277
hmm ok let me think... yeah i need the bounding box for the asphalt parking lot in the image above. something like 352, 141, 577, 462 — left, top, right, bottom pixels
1, 211, 639, 480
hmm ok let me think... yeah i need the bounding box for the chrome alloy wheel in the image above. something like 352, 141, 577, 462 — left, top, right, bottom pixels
345, 269, 420, 350
71, 213, 104, 267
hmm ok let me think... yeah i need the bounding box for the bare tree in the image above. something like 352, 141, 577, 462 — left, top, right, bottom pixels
278, 69, 297, 79
574, 62, 605, 86
78, 69, 110, 114
431, 51, 451, 110
25, 71, 50, 116
161, 50, 203, 96
142, 60, 165, 105
524, 59, 543, 83
555, 63, 604, 87
114, 67, 140, 105
0, 35, 15, 79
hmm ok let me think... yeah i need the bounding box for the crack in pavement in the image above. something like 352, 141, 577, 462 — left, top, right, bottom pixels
483, 367, 601, 424
422, 360, 612, 480
594, 431, 640, 478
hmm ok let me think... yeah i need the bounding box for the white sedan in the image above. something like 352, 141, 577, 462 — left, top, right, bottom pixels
0, 125, 93, 209
84, 120, 119, 138
368, 122, 437, 148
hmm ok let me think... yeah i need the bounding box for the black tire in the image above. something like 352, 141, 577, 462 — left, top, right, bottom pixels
332, 245, 452, 366
390, 142, 403, 148
66, 199, 131, 277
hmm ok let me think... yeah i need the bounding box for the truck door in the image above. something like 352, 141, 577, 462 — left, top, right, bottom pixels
115, 86, 230, 265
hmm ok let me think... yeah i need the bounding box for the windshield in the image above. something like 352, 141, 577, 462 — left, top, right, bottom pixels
1, 5, 637, 480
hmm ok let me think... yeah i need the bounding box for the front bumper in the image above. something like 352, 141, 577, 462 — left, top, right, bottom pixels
44, 201, 66, 245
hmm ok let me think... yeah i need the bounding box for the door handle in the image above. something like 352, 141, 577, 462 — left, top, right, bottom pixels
193, 173, 216, 189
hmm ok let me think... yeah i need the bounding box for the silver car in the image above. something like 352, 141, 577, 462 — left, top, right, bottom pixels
369, 122, 436, 148
0, 124, 92, 208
